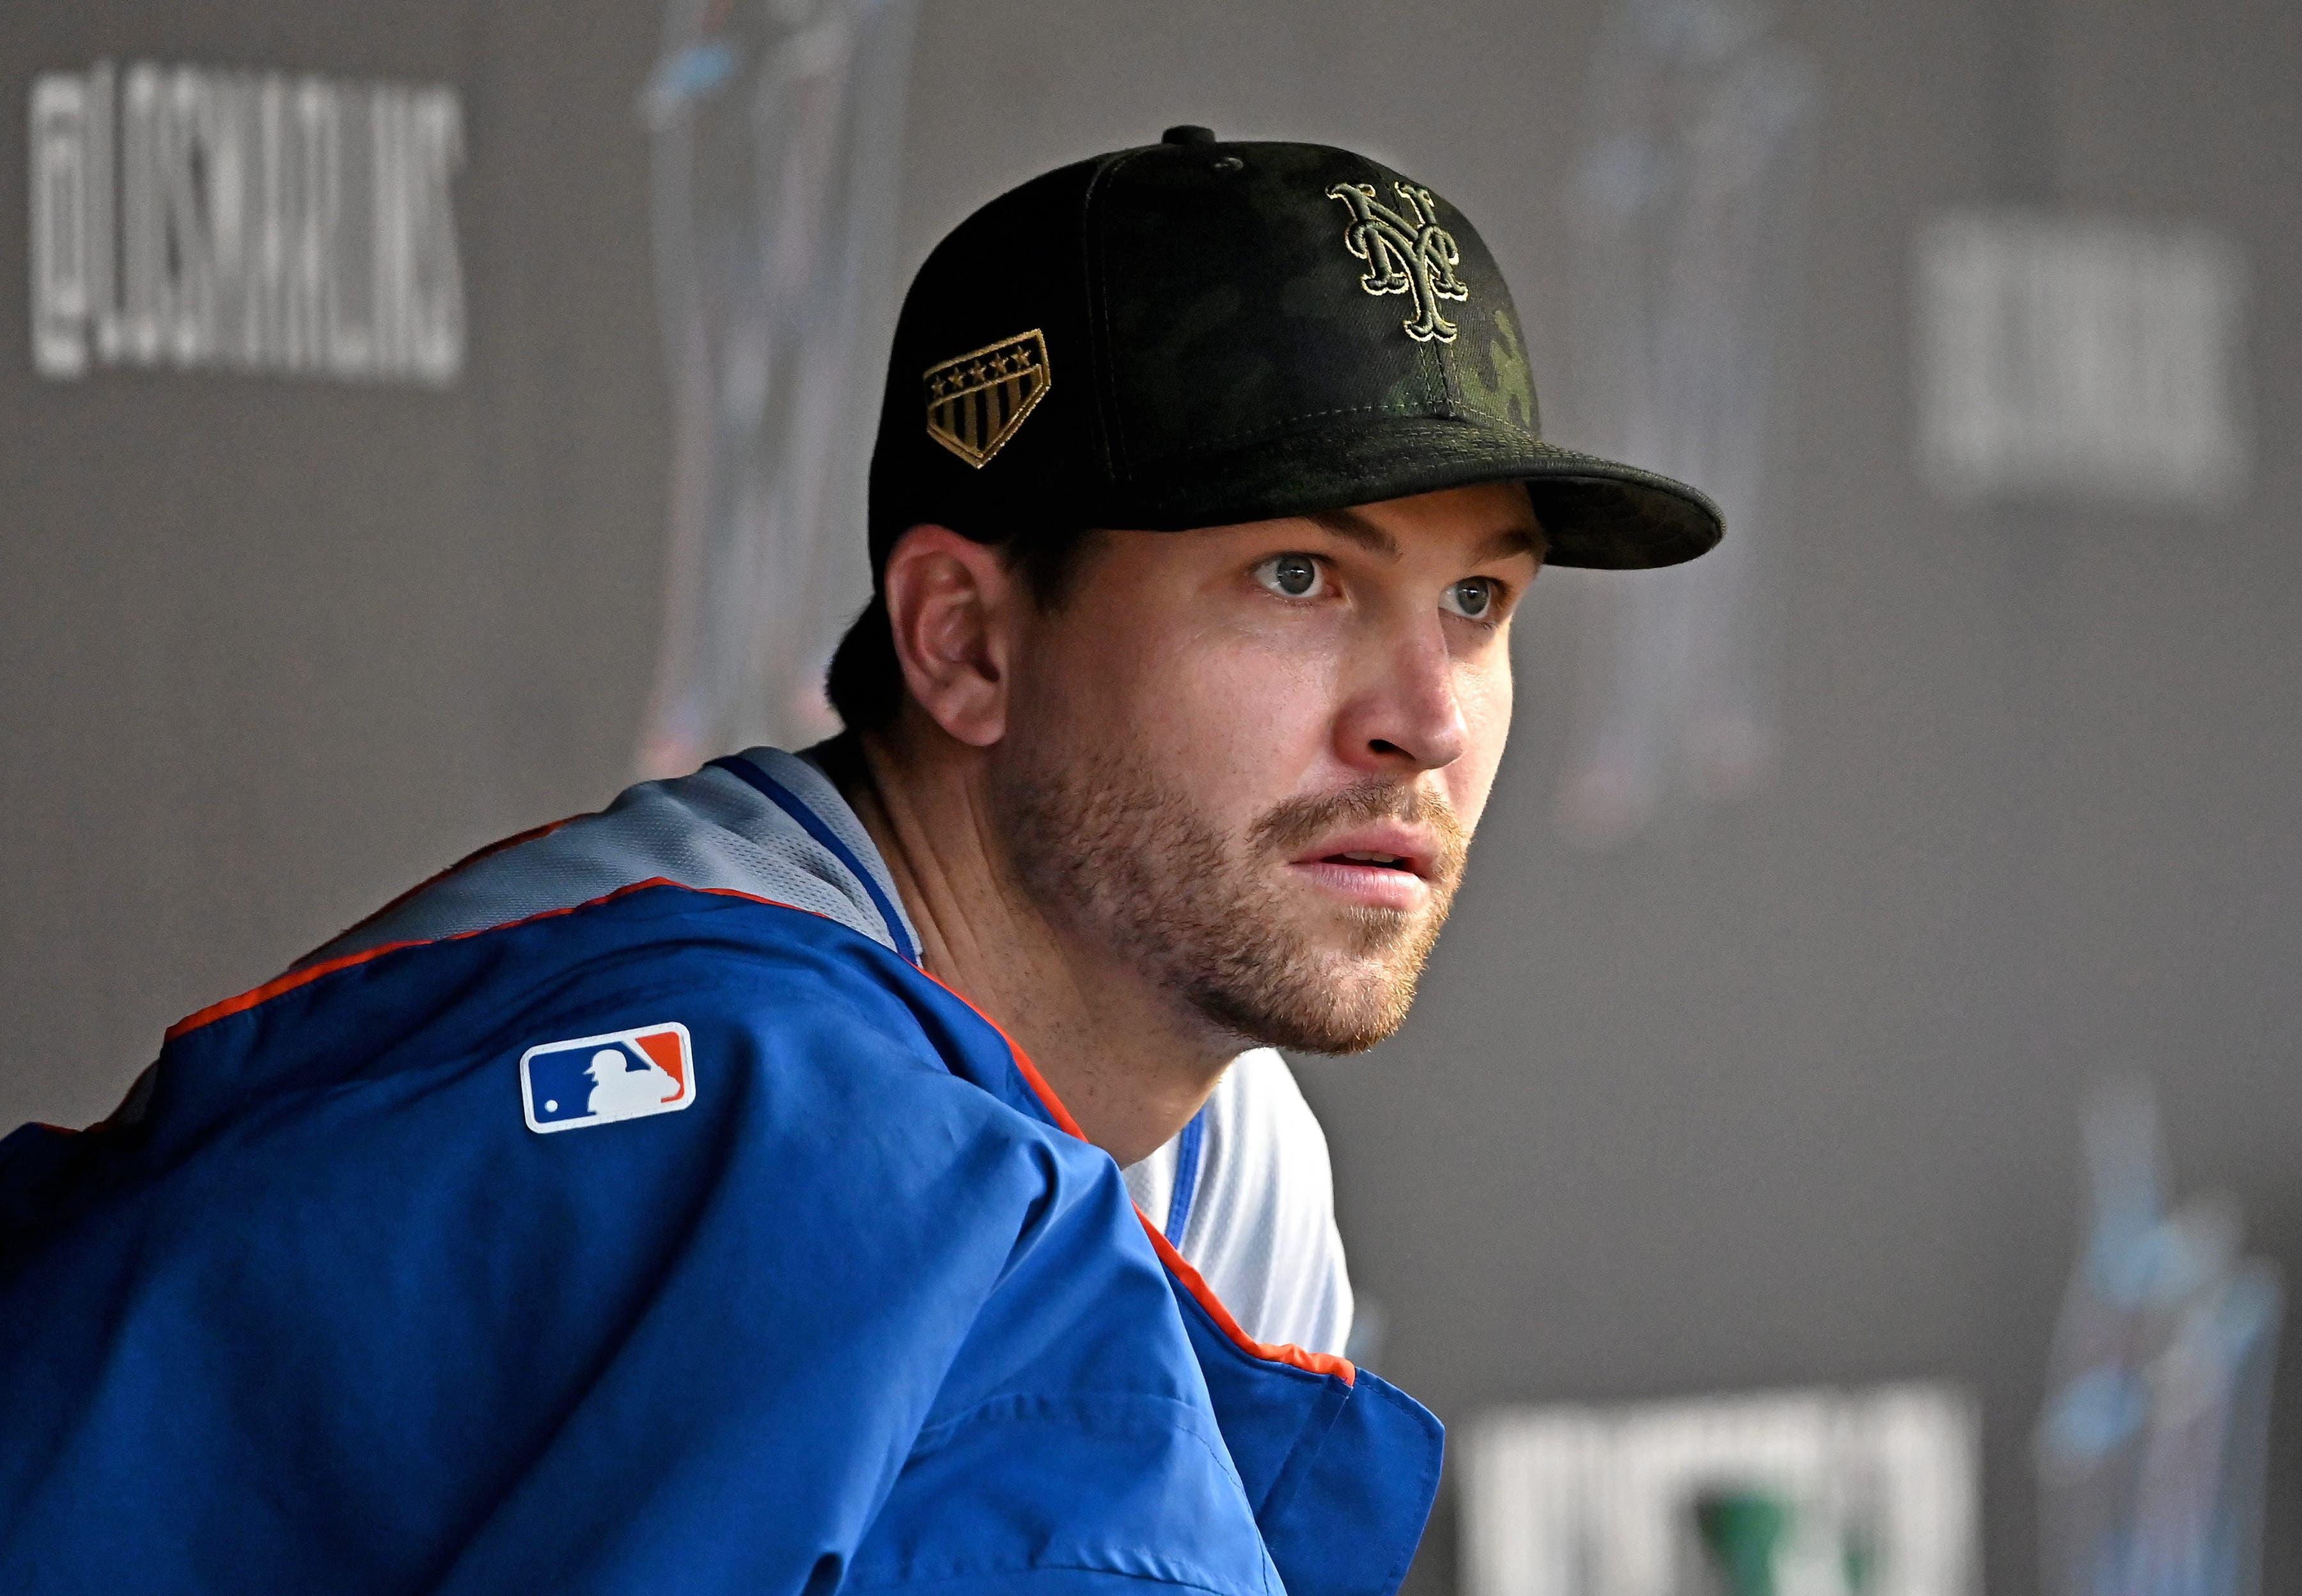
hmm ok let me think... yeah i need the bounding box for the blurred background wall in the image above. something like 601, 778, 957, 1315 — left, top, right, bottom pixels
3, 3, 2295, 1593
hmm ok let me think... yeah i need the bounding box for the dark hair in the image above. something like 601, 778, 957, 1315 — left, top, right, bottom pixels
825, 525, 1102, 733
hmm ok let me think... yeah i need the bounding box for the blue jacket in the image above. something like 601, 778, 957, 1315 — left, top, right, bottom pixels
0, 750, 1441, 1595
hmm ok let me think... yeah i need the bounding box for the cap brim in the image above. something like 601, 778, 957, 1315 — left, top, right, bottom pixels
1514, 444, 1725, 570
1108, 416, 1723, 570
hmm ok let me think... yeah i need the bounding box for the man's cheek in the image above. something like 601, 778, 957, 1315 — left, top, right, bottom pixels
1163, 646, 1329, 824
1173, 637, 1320, 743
1241, 676, 1336, 802
1453, 671, 1515, 831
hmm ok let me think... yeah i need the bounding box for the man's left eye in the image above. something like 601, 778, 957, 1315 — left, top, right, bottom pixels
1441, 579, 1498, 620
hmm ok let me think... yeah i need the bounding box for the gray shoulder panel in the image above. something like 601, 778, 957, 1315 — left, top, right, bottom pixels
306, 747, 917, 965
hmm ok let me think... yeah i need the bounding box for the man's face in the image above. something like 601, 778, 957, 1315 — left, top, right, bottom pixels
989, 481, 1542, 1054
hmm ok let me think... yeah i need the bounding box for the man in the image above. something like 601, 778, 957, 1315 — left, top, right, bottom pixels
0, 129, 1718, 1595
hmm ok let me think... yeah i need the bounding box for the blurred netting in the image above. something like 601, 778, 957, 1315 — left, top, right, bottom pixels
1554, 0, 1819, 848
636, 0, 918, 774
2037, 1081, 2282, 1596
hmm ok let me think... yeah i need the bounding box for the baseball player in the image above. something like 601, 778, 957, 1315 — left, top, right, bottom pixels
0, 128, 1719, 1595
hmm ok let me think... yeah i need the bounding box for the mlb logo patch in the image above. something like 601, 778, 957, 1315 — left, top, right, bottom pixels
521, 1022, 695, 1134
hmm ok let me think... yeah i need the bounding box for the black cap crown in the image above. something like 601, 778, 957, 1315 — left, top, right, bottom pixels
868, 129, 1723, 575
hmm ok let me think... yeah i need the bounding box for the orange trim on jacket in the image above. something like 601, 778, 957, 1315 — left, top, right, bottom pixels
163, 873, 1355, 1387
916, 963, 1356, 1386
167, 875, 758, 1041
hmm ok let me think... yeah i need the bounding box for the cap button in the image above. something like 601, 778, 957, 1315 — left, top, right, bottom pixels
1162, 125, 1216, 146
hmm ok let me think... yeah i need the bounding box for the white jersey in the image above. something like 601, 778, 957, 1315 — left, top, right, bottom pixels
1124, 1049, 1354, 1358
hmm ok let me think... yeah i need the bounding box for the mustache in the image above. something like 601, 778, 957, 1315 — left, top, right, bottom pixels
1249, 780, 1471, 883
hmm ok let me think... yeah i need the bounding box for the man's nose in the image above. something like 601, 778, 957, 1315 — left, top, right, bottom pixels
1333, 617, 1469, 774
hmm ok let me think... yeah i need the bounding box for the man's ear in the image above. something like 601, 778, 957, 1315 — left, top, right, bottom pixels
881, 524, 1017, 749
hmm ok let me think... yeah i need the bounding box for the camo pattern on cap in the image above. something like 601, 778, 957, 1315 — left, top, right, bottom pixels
1092, 143, 1541, 470
866, 136, 1721, 574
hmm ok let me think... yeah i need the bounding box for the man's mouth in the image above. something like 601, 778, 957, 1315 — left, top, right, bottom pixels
1297, 824, 1436, 879
1286, 825, 1441, 910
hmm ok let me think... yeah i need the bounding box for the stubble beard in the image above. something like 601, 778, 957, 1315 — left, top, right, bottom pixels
993, 741, 1469, 1056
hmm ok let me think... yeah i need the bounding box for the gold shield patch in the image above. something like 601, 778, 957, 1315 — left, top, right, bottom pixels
923, 329, 1051, 467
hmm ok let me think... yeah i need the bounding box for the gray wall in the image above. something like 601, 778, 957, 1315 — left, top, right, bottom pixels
3, 4, 2296, 1595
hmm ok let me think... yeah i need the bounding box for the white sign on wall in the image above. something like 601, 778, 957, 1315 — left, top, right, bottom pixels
28, 60, 467, 384
1461, 1385, 1980, 1596
1915, 212, 2248, 511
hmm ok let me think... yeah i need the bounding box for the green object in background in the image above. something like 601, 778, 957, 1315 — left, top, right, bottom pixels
1841, 1515, 1877, 1596
1694, 1489, 1795, 1596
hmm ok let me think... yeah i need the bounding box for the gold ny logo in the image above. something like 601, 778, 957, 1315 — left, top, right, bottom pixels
1324, 182, 1469, 343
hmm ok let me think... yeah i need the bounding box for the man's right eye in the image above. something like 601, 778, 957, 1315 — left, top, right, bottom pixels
1255, 554, 1326, 598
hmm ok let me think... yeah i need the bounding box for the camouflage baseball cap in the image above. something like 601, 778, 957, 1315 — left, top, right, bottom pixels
867, 127, 1722, 574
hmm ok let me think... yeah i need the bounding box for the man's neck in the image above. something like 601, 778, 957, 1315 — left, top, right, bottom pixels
818, 730, 1234, 1166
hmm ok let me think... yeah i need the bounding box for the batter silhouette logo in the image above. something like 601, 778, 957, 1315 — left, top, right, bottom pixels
520, 1022, 694, 1134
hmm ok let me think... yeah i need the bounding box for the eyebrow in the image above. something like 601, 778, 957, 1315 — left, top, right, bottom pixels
1476, 524, 1547, 565
1304, 507, 1401, 559
1303, 507, 1547, 567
